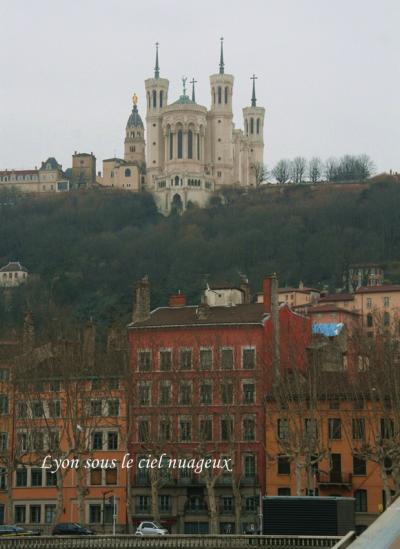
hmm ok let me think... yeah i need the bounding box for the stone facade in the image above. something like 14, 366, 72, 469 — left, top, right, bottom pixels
100, 40, 265, 214
0, 158, 69, 193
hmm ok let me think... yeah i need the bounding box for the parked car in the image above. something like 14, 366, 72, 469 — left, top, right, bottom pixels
52, 523, 95, 535
0, 525, 41, 537
135, 521, 168, 536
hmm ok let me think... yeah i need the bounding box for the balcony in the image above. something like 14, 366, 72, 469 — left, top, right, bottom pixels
184, 500, 208, 514
317, 471, 352, 487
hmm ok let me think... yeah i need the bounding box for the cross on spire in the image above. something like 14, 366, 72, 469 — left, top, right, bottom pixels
154, 42, 160, 79
251, 74, 257, 107
219, 37, 225, 75
190, 78, 197, 102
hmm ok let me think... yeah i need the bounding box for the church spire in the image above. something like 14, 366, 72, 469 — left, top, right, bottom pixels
154, 42, 160, 79
251, 74, 257, 107
219, 37, 224, 75
190, 78, 197, 102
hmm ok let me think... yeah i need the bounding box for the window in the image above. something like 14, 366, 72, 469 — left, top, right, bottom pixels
305, 418, 318, 439
177, 130, 183, 159
30, 505, 41, 524
138, 350, 151, 371
160, 418, 171, 441
16, 433, 28, 453
46, 470, 57, 486
354, 489, 368, 512
159, 382, 171, 405
382, 489, 396, 510
32, 401, 44, 418
136, 496, 151, 512
366, 314, 373, 327
243, 348, 256, 369
200, 383, 212, 405
221, 348, 234, 369
188, 130, 193, 159
352, 418, 365, 440
15, 505, 26, 523
243, 383, 255, 404
48, 400, 61, 418
138, 420, 150, 442
384, 296, 390, 307
221, 417, 233, 441
328, 418, 341, 440
180, 349, 192, 370
17, 402, 27, 418
125, 168, 131, 177
30, 468, 42, 487
152, 90, 157, 109
139, 383, 151, 405
244, 496, 257, 512
277, 455, 291, 475
200, 418, 212, 441
180, 419, 191, 441
159, 350, 172, 371
200, 348, 212, 370
169, 131, 173, 159
106, 468, 117, 485
179, 382, 192, 405
221, 382, 233, 404
16, 468, 27, 487
243, 418, 255, 441
31, 431, 44, 451
49, 380, 60, 392
221, 496, 233, 513
0, 432, 7, 451
244, 455, 256, 478
250, 118, 254, 134
0, 368, 9, 381
92, 431, 103, 450
159, 495, 170, 512
107, 431, 118, 450
256, 118, 260, 134
49, 431, 59, 451
383, 312, 390, 326
353, 455, 367, 476
277, 419, 289, 440
85, 394, 102, 415
89, 504, 102, 523
160, 90, 163, 108
381, 418, 394, 439
45, 504, 56, 524
218, 86, 222, 103
90, 468, 102, 485
107, 399, 119, 417
0, 395, 8, 415
0, 468, 6, 489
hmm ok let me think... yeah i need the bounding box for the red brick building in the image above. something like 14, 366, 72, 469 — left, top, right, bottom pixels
127, 275, 311, 534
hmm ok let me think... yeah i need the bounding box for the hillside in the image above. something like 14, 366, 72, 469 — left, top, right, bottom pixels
1, 178, 400, 337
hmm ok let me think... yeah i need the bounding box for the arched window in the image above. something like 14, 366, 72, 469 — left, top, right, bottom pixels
218, 86, 222, 104
169, 131, 173, 160
188, 130, 193, 159
212, 88, 215, 104
383, 312, 390, 327
177, 130, 183, 159
125, 168, 131, 177
256, 118, 260, 134
152, 90, 157, 109
197, 134, 200, 160
224, 86, 228, 104
147, 92, 150, 109
160, 90, 163, 108
245, 120, 248, 135
175, 175, 180, 186
250, 118, 254, 134
367, 314, 373, 327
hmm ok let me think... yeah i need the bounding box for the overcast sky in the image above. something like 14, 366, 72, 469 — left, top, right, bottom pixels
0, 0, 398, 173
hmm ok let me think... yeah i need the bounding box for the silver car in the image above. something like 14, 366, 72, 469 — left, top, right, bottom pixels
135, 521, 168, 536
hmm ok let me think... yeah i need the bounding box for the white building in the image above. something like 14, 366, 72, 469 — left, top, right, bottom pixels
0, 262, 28, 287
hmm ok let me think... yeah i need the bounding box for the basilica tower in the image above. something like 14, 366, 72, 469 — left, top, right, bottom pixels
243, 75, 265, 185
206, 38, 234, 186
124, 94, 145, 165
145, 43, 169, 188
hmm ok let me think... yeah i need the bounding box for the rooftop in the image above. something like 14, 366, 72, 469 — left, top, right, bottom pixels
356, 284, 400, 294
319, 293, 355, 302
0, 261, 28, 273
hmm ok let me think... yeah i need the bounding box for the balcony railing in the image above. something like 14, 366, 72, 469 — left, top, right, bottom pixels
317, 471, 352, 486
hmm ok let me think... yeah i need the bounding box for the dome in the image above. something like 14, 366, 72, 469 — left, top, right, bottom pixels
172, 94, 195, 106
126, 105, 144, 128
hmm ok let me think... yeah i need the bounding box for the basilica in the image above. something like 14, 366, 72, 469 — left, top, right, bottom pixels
98, 40, 265, 214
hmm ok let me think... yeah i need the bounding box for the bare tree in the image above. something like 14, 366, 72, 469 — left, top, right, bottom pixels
251, 162, 269, 186
308, 157, 323, 184
290, 157, 307, 185
272, 159, 291, 184
325, 157, 338, 181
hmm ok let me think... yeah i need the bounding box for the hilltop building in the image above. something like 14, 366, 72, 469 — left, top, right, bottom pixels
98, 40, 266, 213
0, 262, 28, 288
0, 158, 69, 193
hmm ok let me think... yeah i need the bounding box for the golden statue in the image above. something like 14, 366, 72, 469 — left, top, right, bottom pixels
132, 93, 138, 106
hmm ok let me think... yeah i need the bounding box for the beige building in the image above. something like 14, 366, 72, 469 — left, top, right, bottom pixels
0, 262, 28, 287
257, 281, 320, 307
99, 40, 265, 213
71, 152, 97, 187
0, 158, 69, 193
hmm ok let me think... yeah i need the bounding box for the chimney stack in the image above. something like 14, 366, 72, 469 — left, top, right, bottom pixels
240, 274, 251, 304
169, 292, 186, 307
132, 276, 151, 322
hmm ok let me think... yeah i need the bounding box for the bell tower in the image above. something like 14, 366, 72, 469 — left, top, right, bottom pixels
243, 74, 265, 186
124, 94, 145, 165
145, 43, 169, 189
207, 37, 234, 186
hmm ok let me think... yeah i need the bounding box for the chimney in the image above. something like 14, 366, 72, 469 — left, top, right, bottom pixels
240, 274, 251, 304
263, 275, 280, 383
132, 276, 150, 322
169, 292, 186, 307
